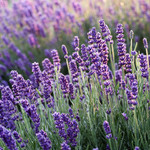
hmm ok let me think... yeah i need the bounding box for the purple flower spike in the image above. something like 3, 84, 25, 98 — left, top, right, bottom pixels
138, 54, 149, 80
143, 38, 148, 49
103, 121, 112, 139
36, 130, 52, 150
134, 146, 140, 150
69, 60, 78, 83
13, 131, 22, 143
99, 19, 112, 42
32, 62, 42, 85
73, 36, 79, 49
62, 45, 68, 58
51, 49, 61, 71
122, 113, 128, 121
0, 125, 18, 150
130, 30, 134, 39
116, 23, 126, 68
61, 141, 71, 150
59, 73, 69, 98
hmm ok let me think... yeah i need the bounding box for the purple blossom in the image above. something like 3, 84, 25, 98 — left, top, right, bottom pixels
53, 111, 79, 147
93, 148, 99, 150
13, 131, 22, 143
69, 83, 75, 99
122, 113, 128, 121
99, 19, 112, 42
143, 38, 148, 49
135, 146, 140, 150
116, 24, 126, 68
72, 51, 85, 70
139, 54, 149, 80
36, 130, 52, 150
130, 30, 134, 39
62, 45, 68, 58
51, 49, 61, 71
42, 71, 54, 108
21, 100, 40, 133
73, 36, 79, 49
0, 125, 18, 150
42, 58, 55, 78
61, 141, 71, 150
69, 60, 78, 83
32, 62, 42, 85
103, 121, 112, 139
59, 73, 69, 98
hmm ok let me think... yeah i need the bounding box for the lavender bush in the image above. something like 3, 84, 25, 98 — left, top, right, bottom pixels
0, 19, 150, 149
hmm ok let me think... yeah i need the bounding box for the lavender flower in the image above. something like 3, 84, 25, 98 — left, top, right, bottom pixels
32, 62, 42, 85
42, 71, 54, 108
21, 100, 40, 133
28, 34, 38, 47
69, 83, 75, 99
99, 19, 112, 42
101, 64, 112, 95
13, 131, 22, 143
51, 49, 61, 71
61, 141, 71, 150
59, 73, 69, 98
103, 121, 112, 139
62, 45, 68, 58
53, 112, 67, 140
0, 86, 17, 131
93, 148, 99, 150
53, 112, 79, 147
138, 54, 149, 80
69, 60, 78, 83
122, 113, 128, 121
130, 30, 134, 39
116, 24, 126, 68
135, 146, 140, 150
81, 44, 88, 62
125, 53, 132, 74
69, 107, 74, 118
126, 76, 138, 110
42, 58, 55, 78
73, 36, 79, 49
36, 130, 52, 150
143, 38, 148, 49
72, 51, 85, 70
0, 125, 18, 150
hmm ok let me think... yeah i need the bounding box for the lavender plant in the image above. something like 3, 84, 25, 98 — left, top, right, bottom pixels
1, 19, 150, 150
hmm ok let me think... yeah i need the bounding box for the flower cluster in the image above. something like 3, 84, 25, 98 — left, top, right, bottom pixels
21, 100, 40, 133
103, 121, 112, 139
53, 110, 79, 147
0, 125, 18, 150
36, 130, 52, 150
116, 24, 127, 68
138, 54, 149, 80
126, 74, 138, 110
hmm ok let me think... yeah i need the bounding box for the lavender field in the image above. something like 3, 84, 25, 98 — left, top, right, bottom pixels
0, 0, 150, 150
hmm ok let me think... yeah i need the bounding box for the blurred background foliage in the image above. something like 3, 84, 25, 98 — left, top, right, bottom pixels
0, 0, 150, 85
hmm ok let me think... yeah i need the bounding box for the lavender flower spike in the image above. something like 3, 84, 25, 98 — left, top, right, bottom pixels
61, 141, 71, 150
36, 130, 52, 150
62, 45, 68, 59
130, 30, 134, 39
0, 125, 18, 150
134, 146, 140, 150
143, 38, 148, 49
103, 121, 112, 139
